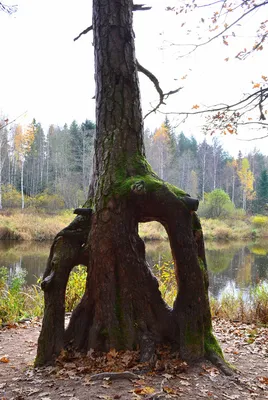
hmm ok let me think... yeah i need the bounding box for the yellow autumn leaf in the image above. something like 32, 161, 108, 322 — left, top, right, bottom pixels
134, 386, 155, 395
181, 74, 187, 80
163, 386, 178, 394
261, 75, 268, 81
253, 83, 260, 88
192, 104, 200, 109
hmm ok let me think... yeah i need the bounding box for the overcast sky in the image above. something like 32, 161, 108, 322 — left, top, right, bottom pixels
1, 0, 267, 156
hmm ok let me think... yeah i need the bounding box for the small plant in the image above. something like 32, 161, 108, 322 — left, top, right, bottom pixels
153, 260, 176, 307
0, 267, 29, 324
65, 265, 87, 312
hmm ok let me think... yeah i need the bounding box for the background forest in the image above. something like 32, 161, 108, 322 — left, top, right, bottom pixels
0, 115, 268, 216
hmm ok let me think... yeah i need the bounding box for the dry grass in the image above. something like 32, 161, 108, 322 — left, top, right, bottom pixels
139, 221, 168, 241
210, 282, 268, 325
0, 210, 267, 242
201, 218, 252, 241
0, 210, 73, 241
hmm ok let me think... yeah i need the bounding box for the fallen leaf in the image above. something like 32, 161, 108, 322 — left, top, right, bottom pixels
257, 376, 268, 384
107, 348, 118, 360
163, 386, 181, 394
0, 356, 9, 363
134, 386, 155, 395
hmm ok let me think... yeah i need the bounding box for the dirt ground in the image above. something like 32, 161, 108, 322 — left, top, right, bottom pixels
0, 318, 267, 400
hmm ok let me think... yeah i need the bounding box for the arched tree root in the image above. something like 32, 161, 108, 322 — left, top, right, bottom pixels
36, 177, 229, 374
35, 213, 91, 367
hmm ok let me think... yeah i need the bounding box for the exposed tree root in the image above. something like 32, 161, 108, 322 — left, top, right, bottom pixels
90, 371, 139, 381
36, 180, 228, 373
35, 213, 91, 366
206, 352, 234, 376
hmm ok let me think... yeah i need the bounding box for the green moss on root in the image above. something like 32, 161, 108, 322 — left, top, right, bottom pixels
204, 330, 224, 359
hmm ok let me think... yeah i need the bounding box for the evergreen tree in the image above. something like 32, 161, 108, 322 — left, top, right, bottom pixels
256, 170, 268, 212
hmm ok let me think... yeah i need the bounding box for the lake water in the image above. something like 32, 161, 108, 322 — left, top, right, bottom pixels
1, 239, 267, 299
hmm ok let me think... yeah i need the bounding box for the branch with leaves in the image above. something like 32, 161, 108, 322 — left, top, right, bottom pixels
160, 82, 268, 138
166, 0, 268, 59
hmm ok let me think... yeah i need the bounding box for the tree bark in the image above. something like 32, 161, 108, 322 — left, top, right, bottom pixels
36, 0, 229, 373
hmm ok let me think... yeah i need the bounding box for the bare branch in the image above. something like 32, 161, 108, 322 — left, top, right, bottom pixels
74, 25, 93, 42
237, 121, 268, 127
0, 111, 28, 131
73, 4, 151, 41
136, 60, 182, 119
160, 88, 268, 117
237, 134, 268, 141
133, 4, 152, 11
0, 2, 17, 14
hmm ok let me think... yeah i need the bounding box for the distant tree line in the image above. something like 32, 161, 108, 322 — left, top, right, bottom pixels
0, 117, 95, 210
0, 114, 267, 214
145, 117, 268, 215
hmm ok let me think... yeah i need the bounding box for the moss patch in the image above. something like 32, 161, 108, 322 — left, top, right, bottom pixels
165, 182, 187, 198
204, 330, 224, 359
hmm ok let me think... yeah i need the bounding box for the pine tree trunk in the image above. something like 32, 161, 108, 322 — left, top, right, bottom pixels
36, 0, 229, 373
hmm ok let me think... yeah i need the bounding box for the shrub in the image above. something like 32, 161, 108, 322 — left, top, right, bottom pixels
33, 190, 65, 212
251, 215, 268, 227
198, 189, 235, 219
2, 184, 22, 208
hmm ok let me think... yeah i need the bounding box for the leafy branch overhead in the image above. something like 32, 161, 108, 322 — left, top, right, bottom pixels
163, 78, 268, 139
166, 0, 268, 59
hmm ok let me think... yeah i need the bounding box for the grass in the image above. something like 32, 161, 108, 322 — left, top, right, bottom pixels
0, 263, 267, 327
0, 267, 43, 325
139, 221, 168, 241
0, 209, 73, 241
0, 209, 267, 242
210, 282, 268, 324
139, 219, 255, 242
0, 265, 87, 326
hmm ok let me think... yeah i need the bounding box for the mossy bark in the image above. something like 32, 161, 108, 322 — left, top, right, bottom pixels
36, 0, 229, 373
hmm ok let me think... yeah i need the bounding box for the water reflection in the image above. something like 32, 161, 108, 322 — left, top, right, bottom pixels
0, 239, 267, 298
145, 240, 268, 298
0, 241, 49, 285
